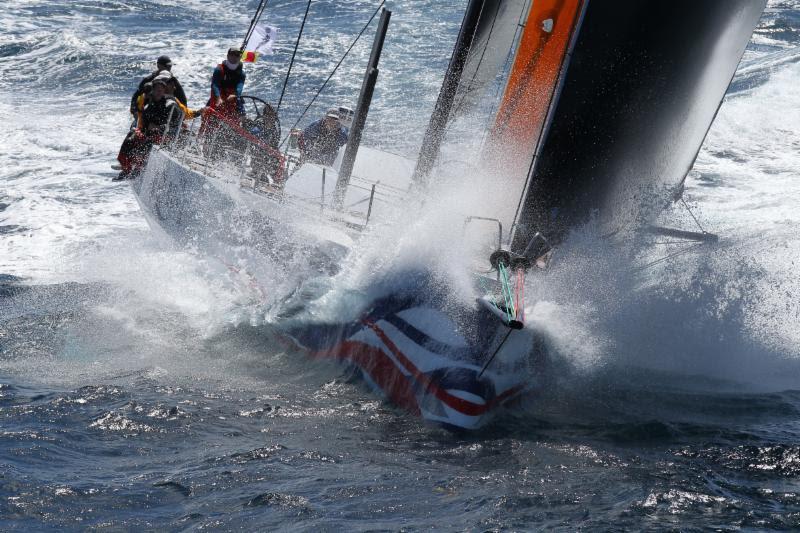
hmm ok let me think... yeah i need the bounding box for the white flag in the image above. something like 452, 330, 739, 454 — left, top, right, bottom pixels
245, 23, 278, 55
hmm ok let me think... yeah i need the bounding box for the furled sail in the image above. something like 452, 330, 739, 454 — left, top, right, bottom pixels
507, 0, 768, 250
448, 0, 531, 119
413, 0, 530, 182
485, 0, 584, 175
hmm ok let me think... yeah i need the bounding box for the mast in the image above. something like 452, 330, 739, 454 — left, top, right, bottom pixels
334, 8, 392, 208
411, 0, 486, 186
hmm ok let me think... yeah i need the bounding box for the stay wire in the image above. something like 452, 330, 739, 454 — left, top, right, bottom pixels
497, 262, 515, 321
680, 197, 707, 234
478, 328, 514, 378
279, 0, 386, 148
242, 0, 269, 50
276, 0, 313, 114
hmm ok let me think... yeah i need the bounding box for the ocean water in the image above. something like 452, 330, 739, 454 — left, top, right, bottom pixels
2, 0, 800, 530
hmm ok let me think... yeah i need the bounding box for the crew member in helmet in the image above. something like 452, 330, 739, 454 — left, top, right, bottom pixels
129, 55, 187, 121
299, 108, 349, 166
208, 47, 246, 119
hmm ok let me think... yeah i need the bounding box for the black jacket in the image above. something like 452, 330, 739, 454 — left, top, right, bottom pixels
141, 96, 182, 136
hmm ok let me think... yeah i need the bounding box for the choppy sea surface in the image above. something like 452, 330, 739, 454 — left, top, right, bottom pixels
1, 0, 800, 529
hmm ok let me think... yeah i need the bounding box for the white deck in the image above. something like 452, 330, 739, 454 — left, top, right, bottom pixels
170, 136, 414, 231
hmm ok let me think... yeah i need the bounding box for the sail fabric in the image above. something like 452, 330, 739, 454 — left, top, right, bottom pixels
449, 0, 531, 119
509, 0, 768, 249
487, 0, 584, 169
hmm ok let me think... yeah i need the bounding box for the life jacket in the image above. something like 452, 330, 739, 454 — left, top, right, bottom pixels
218, 62, 244, 91
207, 62, 244, 116
135, 93, 147, 126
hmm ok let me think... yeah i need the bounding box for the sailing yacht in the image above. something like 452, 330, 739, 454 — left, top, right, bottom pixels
132, 0, 768, 429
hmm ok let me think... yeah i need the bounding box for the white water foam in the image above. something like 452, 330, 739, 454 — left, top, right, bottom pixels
309, 55, 800, 393
1, 0, 797, 397
519, 59, 800, 389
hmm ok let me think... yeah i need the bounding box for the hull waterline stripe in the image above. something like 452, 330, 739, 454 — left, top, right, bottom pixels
314, 336, 525, 418
362, 321, 525, 416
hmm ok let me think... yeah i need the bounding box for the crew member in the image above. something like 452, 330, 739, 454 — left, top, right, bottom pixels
129, 55, 187, 121
116, 76, 183, 180
141, 76, 182, 134
165, 75, 205, 120
249, 104, 283, 184
250, 104, 281, 149
299, 108, 349, 166
208, 47, 246, 119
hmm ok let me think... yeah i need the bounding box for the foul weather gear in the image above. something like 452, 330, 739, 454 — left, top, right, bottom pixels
130, 70, 187, 115
208, 62, 246, 116
300, 119, 349, 166
117, 96, 184, 176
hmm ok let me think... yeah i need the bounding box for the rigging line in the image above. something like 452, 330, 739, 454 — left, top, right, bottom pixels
276, 0, 313, 114
278, 1, 385, 148
498, 263, 512, 319
498, 262, 515, 321
680, 197, 708, 234
478, 327, 514, 379
242, 0, 269, 49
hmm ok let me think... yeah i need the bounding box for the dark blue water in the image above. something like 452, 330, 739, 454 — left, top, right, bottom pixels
2, 0, 800, 529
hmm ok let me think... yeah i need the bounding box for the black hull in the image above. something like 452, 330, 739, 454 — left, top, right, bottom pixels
512, 0, 766, 248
